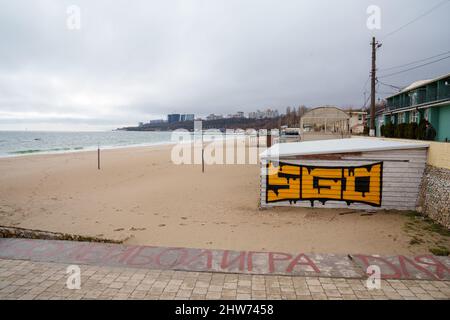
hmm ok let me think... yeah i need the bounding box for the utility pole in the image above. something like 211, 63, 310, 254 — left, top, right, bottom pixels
370, 37, 382, 137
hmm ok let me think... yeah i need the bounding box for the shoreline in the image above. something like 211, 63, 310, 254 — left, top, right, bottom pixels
0, 140, 178, 159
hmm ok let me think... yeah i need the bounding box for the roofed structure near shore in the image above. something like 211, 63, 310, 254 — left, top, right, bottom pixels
300, 106, 350, 136
260, 138, 429, 159
259, 138, 429, 211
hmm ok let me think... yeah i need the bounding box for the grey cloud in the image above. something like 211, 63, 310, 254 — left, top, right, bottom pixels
0, 0, 449, 130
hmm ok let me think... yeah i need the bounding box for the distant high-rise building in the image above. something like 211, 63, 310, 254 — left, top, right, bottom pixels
248, 109, 279, 119
171, 114, 195, 122
206, 114, 224, 121
226, 111, 245, 119
168, 114, 181, 123
149, 119, 165, 124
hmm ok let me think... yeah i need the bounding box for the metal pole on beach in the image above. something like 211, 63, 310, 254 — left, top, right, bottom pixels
257, 131, 259, 149
98, 144, 100, 170
267, 130, 272, 148
201, 130, 205, 173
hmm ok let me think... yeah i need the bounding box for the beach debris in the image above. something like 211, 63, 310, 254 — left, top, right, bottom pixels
158, 224, 166, 227
129, 227, 146, 231
121, 235, 135, 242
339, 211, 356, 216
113, 228, 124, 231
361, 210, 377, 216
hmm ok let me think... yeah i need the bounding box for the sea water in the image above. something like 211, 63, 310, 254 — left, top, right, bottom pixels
0, 131, 175, 157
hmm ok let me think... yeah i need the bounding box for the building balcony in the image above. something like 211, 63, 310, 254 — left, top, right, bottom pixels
386, 74, 450, 112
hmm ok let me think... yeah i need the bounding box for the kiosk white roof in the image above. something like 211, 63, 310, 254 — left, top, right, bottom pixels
260, 138, 429, 159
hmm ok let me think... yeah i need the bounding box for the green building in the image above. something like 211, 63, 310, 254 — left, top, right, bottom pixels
380, 73, 450, 142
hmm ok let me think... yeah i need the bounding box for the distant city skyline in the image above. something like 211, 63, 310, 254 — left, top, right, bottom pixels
1, 1, 449, 131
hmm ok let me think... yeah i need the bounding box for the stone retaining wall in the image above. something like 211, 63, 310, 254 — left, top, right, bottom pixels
418, 165, 450, 229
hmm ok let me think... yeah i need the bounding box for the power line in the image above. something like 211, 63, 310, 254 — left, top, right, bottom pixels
374, 83, 392, 100
378, 91, 398, 95
376, 82, 399, 96
377, 80, 403, 91
363, 94, 370, 109
382, 0, 450, 40
378, 54, 450, 79
362, 75, 370, 91
379, 50, 450, 71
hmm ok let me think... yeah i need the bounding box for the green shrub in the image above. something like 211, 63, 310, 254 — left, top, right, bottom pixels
383, 122, 395, 137
363, 126, 369, 135
417, 119, 427, 140
393, 123, 407, 138
394, 125, 400, 138
381, 122, 420, 140
429, 247, 450, 256
406, 123, 418, 139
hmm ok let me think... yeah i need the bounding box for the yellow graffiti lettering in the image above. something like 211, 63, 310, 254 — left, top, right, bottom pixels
266, 162, 382, 207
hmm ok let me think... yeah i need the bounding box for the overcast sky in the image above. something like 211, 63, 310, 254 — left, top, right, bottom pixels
0, 0, 449, 131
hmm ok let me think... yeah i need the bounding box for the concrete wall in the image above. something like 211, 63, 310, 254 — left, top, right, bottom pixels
437, 105, 450, 142
427, 141, 450, 170
350, 137, 449, 170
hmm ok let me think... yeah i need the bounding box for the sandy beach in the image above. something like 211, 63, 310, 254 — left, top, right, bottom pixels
0, 144, 444, 255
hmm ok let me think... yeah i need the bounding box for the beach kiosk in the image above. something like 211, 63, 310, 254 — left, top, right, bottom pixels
259, 138, 429, 211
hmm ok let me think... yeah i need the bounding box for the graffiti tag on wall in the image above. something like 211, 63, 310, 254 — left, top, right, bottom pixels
266, 162, 383, 207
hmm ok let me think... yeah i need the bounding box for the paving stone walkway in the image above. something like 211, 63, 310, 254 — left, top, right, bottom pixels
1, 238, 449, 281
0, 258, 449, 300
